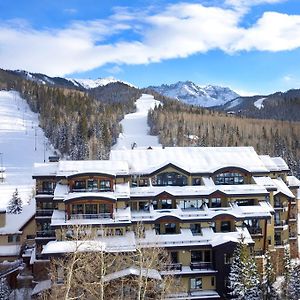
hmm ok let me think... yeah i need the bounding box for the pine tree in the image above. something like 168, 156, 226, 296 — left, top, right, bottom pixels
282, 246, 292, 299
0, 277, 11, 300
288, 265, 300, 300
228, 241, 262, 300
262, 251, 278, 299
7, 188, 23, 214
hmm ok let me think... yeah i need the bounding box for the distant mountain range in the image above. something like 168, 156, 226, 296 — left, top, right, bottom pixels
1, 69, 300, 121
148, 81, 239, 107
8, 69, 134, 90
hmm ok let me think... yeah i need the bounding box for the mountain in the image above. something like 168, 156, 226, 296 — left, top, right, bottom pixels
5, 69, 134, 90
148, 81, 239, 107
219, 89, 300, 121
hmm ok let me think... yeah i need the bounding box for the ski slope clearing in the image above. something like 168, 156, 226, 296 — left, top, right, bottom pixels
254, 97, 266, 110
113, 94, 162, 150
0, 91, 54, 209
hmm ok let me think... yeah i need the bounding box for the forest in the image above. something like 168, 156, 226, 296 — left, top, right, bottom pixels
148, 99, 300, 177
0, 69, 141, 159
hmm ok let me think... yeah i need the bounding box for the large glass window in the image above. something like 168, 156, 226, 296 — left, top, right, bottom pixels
191, 278, 202, 290
210, 198, 221, 208
192, 178, 201, 186
99, 204, 111, 214
85, 204, 97, 214
180, 199, 208, 210
191, 250, 211, 262
72, 204, 84, 214
87, 179, 98, 191
190, 224, 202, 235
99, 180, 111, 191
73, 180, 86, 191
215, 172, 244, 185
165, 223, 177, 234
42, 181, 55, 193
152, 172, 187, 186
221, 221, 231, 232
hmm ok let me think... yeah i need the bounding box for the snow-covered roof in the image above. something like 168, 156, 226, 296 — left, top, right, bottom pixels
103, 267, 161, 282
64, 192, 117, 202
0, 245, 21, 256
259, 155, 289, 172
130, 184, 268, 198
0, 199, 35, 235
33, 162, 58, 177
286, 176, 300, 188
31, 280, 51, 296
33, 160, 129, 178
42, 231, 136, 254
110, 147, 269, 175
273, 178, 295, 198
253, 176, 277, 190
57, 160, 129, 177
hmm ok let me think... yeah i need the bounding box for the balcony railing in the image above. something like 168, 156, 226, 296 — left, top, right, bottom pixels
190, 262, 213, 270
70, 213, 112, 220
37, 189, 54, 195
36, 231, 55, 238
275, 220, 287, 227
36, 209, 54, 217
165, 263, 182, 271
274, 202, 284, 208
71, 188, 112, 193
247, 227, 263, 235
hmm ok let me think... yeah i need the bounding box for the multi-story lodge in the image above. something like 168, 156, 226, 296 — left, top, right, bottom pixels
32, 147, 300, 299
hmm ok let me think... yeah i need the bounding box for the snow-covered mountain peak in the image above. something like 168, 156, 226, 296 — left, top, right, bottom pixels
148, 81, 239, 107
68, 77, 136, 89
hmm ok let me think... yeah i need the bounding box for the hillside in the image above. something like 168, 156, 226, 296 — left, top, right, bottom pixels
148, 100, 300, 177
0, 69, 141, 160
219, 89, 300, 121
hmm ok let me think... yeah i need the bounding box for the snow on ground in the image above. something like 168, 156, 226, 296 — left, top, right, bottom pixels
254, 97, 266, 110
112, 94, 162, 150
0, 91, 55, 209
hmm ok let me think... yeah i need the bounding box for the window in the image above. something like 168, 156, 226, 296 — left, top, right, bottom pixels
221, 221, 231, 232
87, 179, 98, 191
138, 178, 148, 187
161, 199, 173, 209
85, 204, 97, 215
211, 277, 215, 286
190, 224, 202, 235
152, 172, 187, 186
138, 201, 149, 211
73, 180, 86, 191
99, 180, 111, 191
191, 278, 202, 290
165, 223, 177, 234
191, 250, 211, 262
192, 178, 201, 186
224, 253, 233, 264
99, 204, 111, 214
210, 198, 221, 208
8, 235, 20, 243
42, 181, 55, 192
215, 172, 244, 185
72, 204, 84, 214
180, 199, 207, 210
170, 252, 178, 264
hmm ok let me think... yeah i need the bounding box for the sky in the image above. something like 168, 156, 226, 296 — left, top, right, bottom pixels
1, 0, 300, 95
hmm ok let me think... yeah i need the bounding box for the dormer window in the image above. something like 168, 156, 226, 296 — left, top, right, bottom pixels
152, 172, 187, 186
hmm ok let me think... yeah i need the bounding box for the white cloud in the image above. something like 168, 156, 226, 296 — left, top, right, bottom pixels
106, 65, 123, 74
0, 1, 299, 76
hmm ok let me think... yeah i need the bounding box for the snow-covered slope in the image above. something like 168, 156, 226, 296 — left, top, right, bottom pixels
68, 77, 135, 89
0, 91, 55, 209
148, 81, 239, 107
112, 94, 162, 150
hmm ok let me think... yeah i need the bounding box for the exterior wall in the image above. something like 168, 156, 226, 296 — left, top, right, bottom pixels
0, 211, 6, 227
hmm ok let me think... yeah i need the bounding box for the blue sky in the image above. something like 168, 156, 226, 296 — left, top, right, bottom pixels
1, 0, 300, 95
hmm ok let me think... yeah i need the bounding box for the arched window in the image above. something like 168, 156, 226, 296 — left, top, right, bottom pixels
214, 172, 244, 185
152, 172, 187, 186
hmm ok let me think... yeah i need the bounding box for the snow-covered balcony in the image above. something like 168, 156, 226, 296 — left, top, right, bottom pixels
166, 290, 220, 299
51, 206, 131, 227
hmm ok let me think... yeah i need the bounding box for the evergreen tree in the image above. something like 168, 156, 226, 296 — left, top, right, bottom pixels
288, 265, 300, 300
228, 241, 262, 300
262, 251, 278, 300
7, 188, 23, 214
281, 246, 292, 299
0, 277, 11, 300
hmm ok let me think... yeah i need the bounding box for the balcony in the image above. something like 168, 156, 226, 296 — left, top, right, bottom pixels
70, 213, 112, 220
190, 262, 213, 270
36, 209, 54, 217
37, 189, 54, 195
247, 227, 263, 235
274, 220, 287, 227
165, 263, 182, 271
289, 232, 297, 239
36, 231, 56, 238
